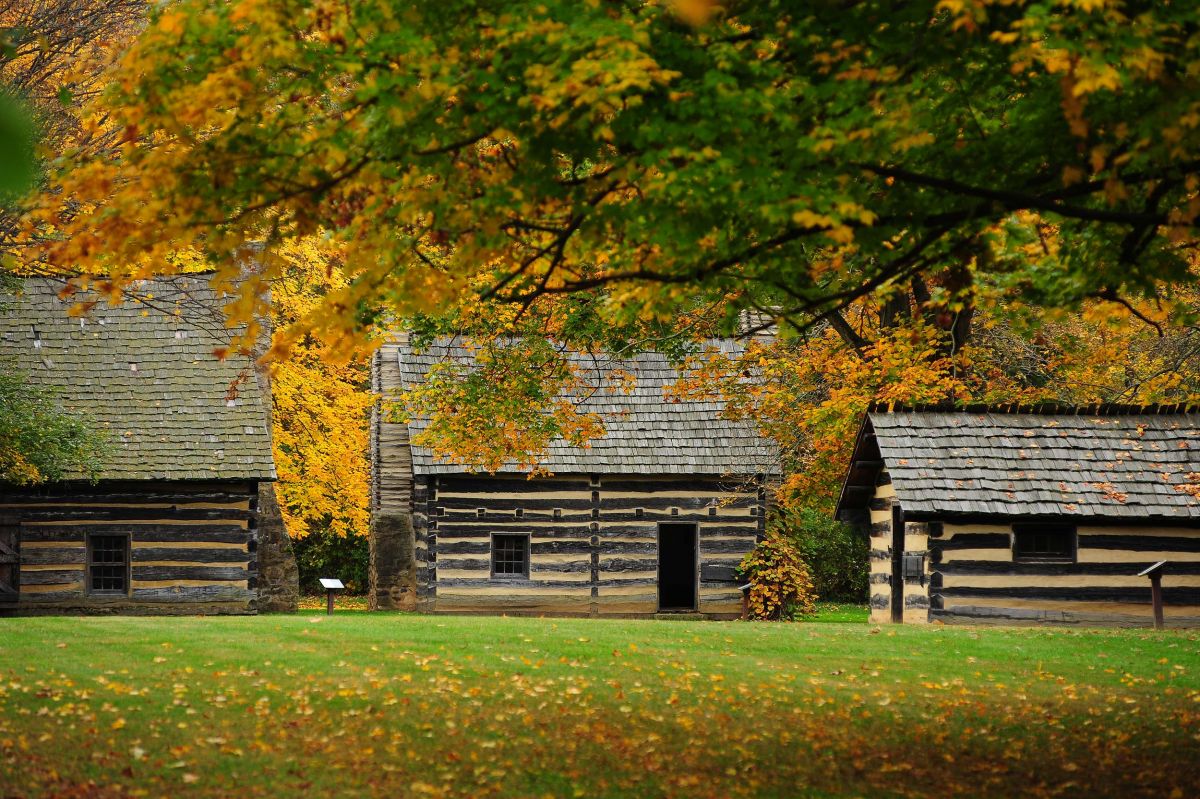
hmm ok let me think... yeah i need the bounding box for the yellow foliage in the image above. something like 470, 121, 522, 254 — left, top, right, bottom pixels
737, 535, 817, 621
267, 238, 372, 538
0, 445, 42, 486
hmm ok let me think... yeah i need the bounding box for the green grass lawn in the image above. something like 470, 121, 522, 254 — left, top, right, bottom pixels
808, 603, 869, 623
1, 615, 1198, 798
299, 596, 872, 622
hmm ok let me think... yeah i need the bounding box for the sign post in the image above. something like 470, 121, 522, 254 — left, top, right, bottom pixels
319, 578, 345, 615
738, 583, 753, 620
1136, 562, 1167, 630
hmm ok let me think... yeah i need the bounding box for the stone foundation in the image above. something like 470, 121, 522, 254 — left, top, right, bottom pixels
256, 482, 299, 613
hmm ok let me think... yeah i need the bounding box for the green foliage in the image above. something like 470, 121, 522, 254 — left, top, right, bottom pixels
47, 0, 1200, 351
0, 366, 105, 485
402, 336, 610, 472
37, 0, 1200, 482
0, 93, 34, 202
736, 534, 817, 621
292, 525, 369, 594
774, 506, 868, 603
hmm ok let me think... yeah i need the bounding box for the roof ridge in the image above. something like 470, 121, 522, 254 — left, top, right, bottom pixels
20, 271, 220, 282
868, 401, 1200, 416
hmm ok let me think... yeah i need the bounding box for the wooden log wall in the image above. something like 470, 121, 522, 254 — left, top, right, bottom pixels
866, 472, 931, 624
901, 520, 930, 623
866, 472, 895, 624
413, 476, 436, 610
0, 480, 259, 615
413, 474, 765, 617
928, 522, 1200, 626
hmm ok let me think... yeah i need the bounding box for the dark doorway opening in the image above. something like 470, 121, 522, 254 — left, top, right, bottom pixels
890, 505, 904, 623
0, 518, 18, 610
658, 523, 697, 611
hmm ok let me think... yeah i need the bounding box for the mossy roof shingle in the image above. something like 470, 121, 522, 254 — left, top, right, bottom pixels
396, 338, 778, 477
839, 408, 1200, 520
0, 276, 275, 482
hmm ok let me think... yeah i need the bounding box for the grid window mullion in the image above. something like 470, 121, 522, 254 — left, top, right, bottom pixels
491, 534, 529, 578
89, 535, 128, 593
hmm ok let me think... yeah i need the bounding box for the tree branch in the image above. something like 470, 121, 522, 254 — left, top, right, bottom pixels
859, 163, 1177, 226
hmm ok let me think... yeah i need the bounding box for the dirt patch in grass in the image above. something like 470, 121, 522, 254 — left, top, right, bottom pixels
297, 593, 372, 612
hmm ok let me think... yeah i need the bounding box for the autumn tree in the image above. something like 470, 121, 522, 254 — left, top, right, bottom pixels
21, 0, 1200, 506
0, 1, 374, 542
37, 1, 1200, 332
0, 2, 144, 485
266, 239, 372, 540
1, 0, 145, 256
676, 282, 1200, 511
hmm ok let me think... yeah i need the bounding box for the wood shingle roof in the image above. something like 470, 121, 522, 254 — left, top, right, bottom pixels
837, 406, 1200, 521
0, 276, 276, 482
395, 338, 778, 477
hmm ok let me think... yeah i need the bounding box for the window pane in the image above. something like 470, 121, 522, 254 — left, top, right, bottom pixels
492, 535, 528, 577
89, 535, 128, 592
1014, 526, 1074, 560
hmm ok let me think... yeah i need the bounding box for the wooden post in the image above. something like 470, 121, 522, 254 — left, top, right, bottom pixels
1150, 572, 1164, 630
1136, 561, 1167, 630
319, 577, 344, 616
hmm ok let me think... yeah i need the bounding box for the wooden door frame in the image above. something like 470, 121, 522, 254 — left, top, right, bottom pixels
656, 521, 698, 612
890, 505, 904, 623
0, 514, 19, 603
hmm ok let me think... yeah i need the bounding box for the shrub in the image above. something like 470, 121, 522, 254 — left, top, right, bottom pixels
0, 367, 106, 485
778, 507, 869, 603
737, 535, 817, 620
292, 526, 370, 594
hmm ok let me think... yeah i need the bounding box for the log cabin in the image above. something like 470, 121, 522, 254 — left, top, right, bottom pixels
836, 405, 1200, 626
370, 338, 778, 617
0, 276, 276, 615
